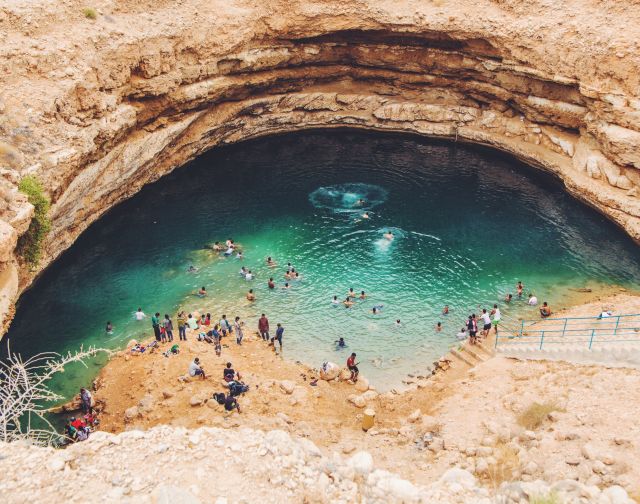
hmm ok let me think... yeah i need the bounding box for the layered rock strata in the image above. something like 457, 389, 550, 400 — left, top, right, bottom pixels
1, 0, 639, 326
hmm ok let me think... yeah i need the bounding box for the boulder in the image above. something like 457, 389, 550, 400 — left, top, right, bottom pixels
124, 406, 140, 423
348, 394, 366, 408
138, 393, 154, 413
279, 380, 296, 395
162, 390, 174, 399
190, 395, 205, 407
354, 377, 369, 392
319, 362, 340, 380
348, 451, 373, 476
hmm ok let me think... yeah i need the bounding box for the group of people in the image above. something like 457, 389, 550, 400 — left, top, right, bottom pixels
188, 359, 247, 414
63, 387, 98, 442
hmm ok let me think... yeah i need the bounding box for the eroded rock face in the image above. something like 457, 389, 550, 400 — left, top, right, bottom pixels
1, 0, 640, 328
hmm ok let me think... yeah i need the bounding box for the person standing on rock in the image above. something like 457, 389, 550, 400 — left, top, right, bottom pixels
274, 323, 284, 351
347, 353, 359, 382
163, 314, 174, 342
177, 311, 187, 341
151, 312, 161, 342
258, 313, 270, 341
79, 387, 93, 415
234, 316, 244, 345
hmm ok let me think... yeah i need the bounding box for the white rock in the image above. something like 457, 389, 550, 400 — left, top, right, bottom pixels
354, 377, 369, 392
582, 442, 598, 460
47, 457, 65, 472
154, 484, 201, 504
602, 486, 633, 504
439, 468, 476, 488
407, 409, 421, 423
349, 451, 374, 475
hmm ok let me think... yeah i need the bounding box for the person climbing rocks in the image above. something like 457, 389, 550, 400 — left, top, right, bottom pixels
347, 353, 359, 382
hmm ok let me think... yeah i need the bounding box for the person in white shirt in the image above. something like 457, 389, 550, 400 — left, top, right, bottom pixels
135, 308, 146, 321
245, 270, 253, 281
456, 327, 467, 341
188, 357, 206, 379
528, 294, 538, 306
480, 308, 492, 338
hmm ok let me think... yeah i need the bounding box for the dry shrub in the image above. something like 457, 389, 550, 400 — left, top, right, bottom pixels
82, 7, 97, 19
530, 493, 561, 504
486, 442, 519, 487
517, 402, 562, 430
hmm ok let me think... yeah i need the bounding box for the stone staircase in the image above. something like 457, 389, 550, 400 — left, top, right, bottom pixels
445, 336, 496, 371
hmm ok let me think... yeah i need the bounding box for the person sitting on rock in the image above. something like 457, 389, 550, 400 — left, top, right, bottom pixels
540, 302, 552, 318
189, 357, 206, 379
347, 353, 359, 383
223, 362, 240, 382
224, 394, 241, 414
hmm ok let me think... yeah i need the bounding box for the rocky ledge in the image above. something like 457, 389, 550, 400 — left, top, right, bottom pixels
0, 425, 635, 503
1, 0, 640, 327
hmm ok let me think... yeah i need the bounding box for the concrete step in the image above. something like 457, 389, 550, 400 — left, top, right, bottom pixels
461, 345, 487, 362
449, 348, 476, 367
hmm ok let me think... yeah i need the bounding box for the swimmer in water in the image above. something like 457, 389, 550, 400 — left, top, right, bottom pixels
335, 337, 346, 348
198, 286, 207, 298
362, 212, 370, 219
442, 305, 449, 315
505, 293, 513, 303
268, 277, 275, 289
225, 238, 233, 248
347, 288, 356, 298
331, 295, 340, 305
282, 282, 291, 290
212, 241, 222, 251
294, 272, 301, 280
372, 304, 384, 314
286, 262, 293, 273
236, 251, 243, 260
135, 308, 146, 321
105, 321, 113, 334
383, 230, 394, 241
436, 322, 442, 332
267, 256, 276, 267
239, 266, 247, 277
344, 297, 354, 307
354, 198, 366, 207
516, 281, 524, 299
245, 270, 253, 281
395, 319, 401, 327
187, 265, 198, 273
359, 291, 366, 300
246, 289, 255, 301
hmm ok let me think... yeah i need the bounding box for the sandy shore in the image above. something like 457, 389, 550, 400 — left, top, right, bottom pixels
79, 289, 640, 492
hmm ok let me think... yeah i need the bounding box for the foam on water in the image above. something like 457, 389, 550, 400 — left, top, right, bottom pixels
309, 183, 388, 213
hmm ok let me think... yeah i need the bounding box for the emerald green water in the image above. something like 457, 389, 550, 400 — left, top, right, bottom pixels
7, 130, 640, 396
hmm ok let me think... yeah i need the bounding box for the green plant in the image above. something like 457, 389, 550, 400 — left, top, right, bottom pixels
82, 7, 97, 20
17, 175, 51, 266
517, 402, 563, 430
530, 492, 561, 504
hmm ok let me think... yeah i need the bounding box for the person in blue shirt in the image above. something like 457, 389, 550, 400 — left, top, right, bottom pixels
273, 323, 284, 351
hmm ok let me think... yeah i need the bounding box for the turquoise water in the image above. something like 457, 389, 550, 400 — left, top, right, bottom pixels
7, 130, 640, 396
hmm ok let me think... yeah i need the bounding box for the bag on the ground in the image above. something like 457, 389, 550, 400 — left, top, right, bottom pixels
213, 392, 226, 405
228, 381, 249, 397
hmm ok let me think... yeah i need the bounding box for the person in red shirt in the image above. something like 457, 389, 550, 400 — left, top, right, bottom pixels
347, 353, 359, 382
70, 416, 86, 430
258, 314, 270, 341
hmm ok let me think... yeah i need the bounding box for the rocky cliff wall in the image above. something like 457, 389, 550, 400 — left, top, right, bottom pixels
1, 0, 639, 328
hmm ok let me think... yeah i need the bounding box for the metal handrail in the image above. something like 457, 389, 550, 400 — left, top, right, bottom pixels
495, 313, 640, 350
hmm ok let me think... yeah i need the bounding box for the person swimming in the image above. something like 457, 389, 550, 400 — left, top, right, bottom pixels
197, 286, 207, 297
268, 277, 275, 289
105, 321, 113, 334
212, 241, 222, 251
354, 198, 366, 207
282, 282, 291, 290
335, 337, 346, 348
383, 230, 394, 241
362, 212, 370, 219
267, 256, 276, 267
442, 305, 449, 315
236, 251, 243, 260
436, 322, 442, 332
505, 293, 513, 303
187, 265, 198, 273
331, 295, 340, 305
372, 304, 384, 314
347, 287, 356, 298
246, 289, 255, 301
239, 266, 247, 277
344, 297, 354, 307
395, 319, 401, 327
359, 291, 366, 300
245, 270, 253, 281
